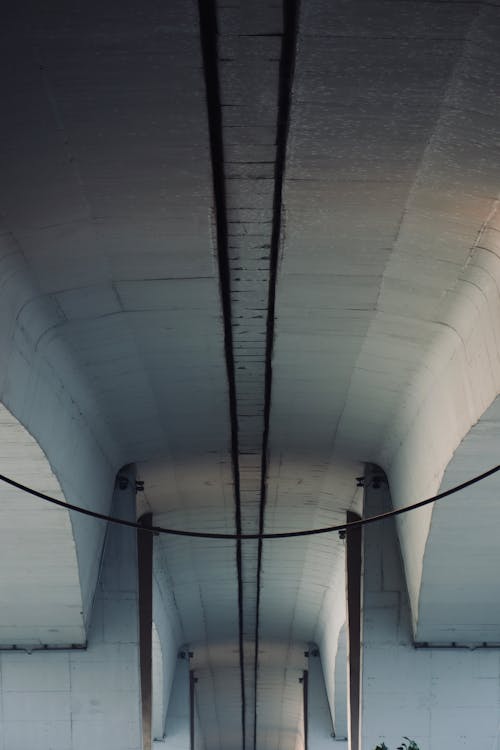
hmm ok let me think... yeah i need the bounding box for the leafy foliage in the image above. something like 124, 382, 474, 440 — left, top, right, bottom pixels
398, 739, 419, 750
374, 739, 419, 750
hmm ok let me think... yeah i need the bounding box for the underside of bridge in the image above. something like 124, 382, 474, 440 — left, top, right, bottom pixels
1, 1, 500, 749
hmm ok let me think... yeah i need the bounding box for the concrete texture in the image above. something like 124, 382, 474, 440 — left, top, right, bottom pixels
152, 622, 165, 742
417, 393, 500, 642
1, 0, 500, 747
0, 240, 120, 642
361, 474, 500, 750
0, 467, 141, 749
306, 648, 333, 750
333, 626, 348, 743
163, 655, 191, 750
0, 403, 84, 646
152, 567, 182, 743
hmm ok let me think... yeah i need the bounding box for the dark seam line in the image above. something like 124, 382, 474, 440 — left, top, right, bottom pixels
252, 2, 300, 749
138, 513, 153, 750
346, 511, 362, 750
197, 2, 247, 748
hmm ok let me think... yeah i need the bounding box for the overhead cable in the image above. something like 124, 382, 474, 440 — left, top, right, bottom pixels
0, 464, 499, 540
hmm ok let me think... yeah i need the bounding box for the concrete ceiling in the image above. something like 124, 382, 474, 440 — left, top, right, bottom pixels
1, 1, 500, 749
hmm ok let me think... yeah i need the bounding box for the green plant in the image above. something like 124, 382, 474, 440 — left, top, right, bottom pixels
398, 740, 419, 750
374, 739, 419, 750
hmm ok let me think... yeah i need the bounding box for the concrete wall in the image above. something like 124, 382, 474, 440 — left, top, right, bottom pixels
0, 467, 142, 749
360, 478, 500, 750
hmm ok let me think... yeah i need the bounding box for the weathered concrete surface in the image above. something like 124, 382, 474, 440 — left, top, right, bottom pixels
417, 394, 500, 643
0, 403, 84, 647
361, 475, 500, 750
163, 654, 191, 750
273, 0, 500, 686
1, 0, 500, 747
306, 648, 334, 750
333, 626, 348, 743
0, 242, 120, 642
0, 0, 232, 721
0, 466, 141, 749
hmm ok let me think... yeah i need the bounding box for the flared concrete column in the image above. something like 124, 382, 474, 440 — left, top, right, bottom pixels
306, 647, 341, 750
160, 652, 191, 750
333, 627, 348, 744
0, 467, 142, 749
154, 651, 206, 750
360, 471, 500, 750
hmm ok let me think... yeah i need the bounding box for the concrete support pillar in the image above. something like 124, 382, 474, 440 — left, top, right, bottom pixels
346, 511, 362, 750
159, 652, 191, 750
0, 466, 142, 750
333, 626, 348, 744
306, 647, 339, 750
360, 470, 500, 750
139, 513, 154, 750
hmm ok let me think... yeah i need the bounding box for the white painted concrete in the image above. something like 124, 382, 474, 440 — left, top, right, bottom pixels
0, 467, 141, 749
333, 627, 348, 743
153, 622, 166, 742
273, 0, 500, 670
381, 211, 500, 636
307, 648, 334, 750
417, 394, 500, 643
0, 239, 120, 639
259, 463, 359, 750
361, 475, 500, 750
375, 13, 500, 635
2, 0, 500, 747
268, 1, 500, 732
160, 651, 205, 750
152, 514, 239, 749
0, 0, 228, 658
0, 403, 84, 646
152, 570, 183, 743
163, 655, 190, 750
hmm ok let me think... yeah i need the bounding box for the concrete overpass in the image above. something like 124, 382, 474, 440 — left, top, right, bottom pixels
1, 1, 500, 748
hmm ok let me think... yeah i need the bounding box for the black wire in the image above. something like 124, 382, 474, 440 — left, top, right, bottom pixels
0, 463, 499, 540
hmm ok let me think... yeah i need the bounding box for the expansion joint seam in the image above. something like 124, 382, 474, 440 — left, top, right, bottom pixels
197, 1, 247, 747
